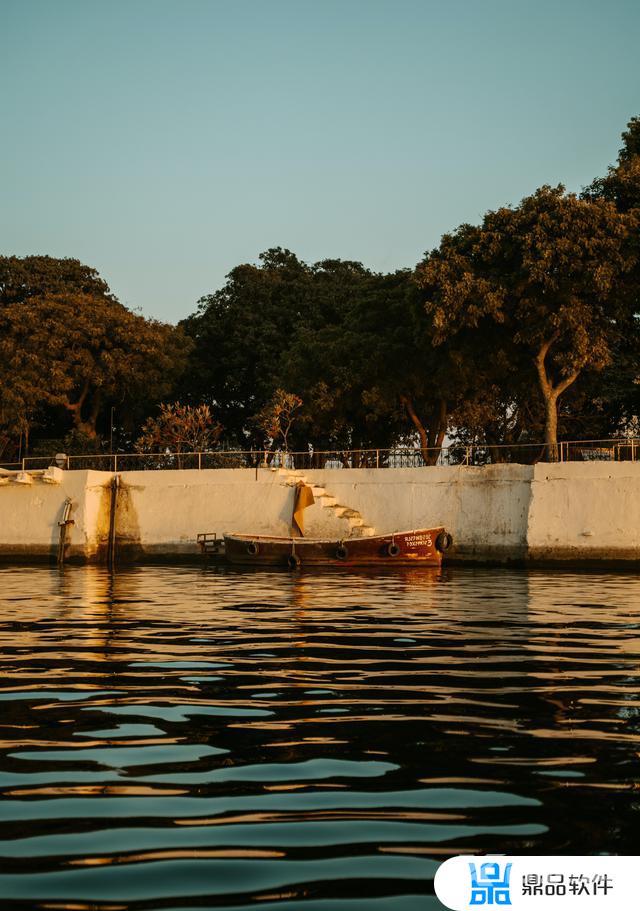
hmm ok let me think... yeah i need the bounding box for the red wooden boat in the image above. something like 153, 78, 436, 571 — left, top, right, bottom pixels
219, 527, 452, 569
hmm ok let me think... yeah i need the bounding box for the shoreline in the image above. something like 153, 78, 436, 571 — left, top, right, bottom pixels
1, 463, 639, 566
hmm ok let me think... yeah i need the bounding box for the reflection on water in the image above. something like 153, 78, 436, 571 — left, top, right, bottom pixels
0, 565, 638, 910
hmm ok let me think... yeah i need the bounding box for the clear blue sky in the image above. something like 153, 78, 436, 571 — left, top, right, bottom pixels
1, 0, 639, 322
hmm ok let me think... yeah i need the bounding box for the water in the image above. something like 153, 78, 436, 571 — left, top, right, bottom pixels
0, 564, 638, 910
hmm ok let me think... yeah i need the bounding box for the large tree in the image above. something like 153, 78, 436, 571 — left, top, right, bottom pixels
584, 117, 640, 214
180, 248, 314, 446
280, 262, 408, 459
416, 187, 637, 458
0, 257, 190, 454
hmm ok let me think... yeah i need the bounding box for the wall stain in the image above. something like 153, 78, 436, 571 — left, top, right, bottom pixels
111, 479, 143, 563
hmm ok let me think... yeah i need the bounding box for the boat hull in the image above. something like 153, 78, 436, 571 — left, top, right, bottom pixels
223, 528, 448, 568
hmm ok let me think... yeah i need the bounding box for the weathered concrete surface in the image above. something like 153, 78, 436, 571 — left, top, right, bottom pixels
115, 469, 295, 559
1, 462, 639, 564
302, 465, 533, 561
0, 470, 112, 562
526, 462, 640, 563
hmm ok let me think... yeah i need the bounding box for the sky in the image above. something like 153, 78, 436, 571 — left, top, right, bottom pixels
1, 0, 639, 322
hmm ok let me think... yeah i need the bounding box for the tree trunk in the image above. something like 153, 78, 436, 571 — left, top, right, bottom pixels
543, 391, 559, 462
65, 380, 98, 438
534, 336, 579, 464
401, 395, 447, 466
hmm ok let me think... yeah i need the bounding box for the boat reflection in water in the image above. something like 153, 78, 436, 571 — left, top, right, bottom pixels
0, 564, 638, 908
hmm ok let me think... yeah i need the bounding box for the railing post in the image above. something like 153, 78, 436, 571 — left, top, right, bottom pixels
198, 451, 202, 470
114, 454, 118, 473
376, 449, 379, 468
21, 457, 25, 472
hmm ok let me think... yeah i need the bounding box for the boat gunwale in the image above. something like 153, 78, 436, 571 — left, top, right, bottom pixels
224, 528, 444, 546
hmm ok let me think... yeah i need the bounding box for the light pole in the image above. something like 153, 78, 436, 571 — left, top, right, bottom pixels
110, 406, 115, 453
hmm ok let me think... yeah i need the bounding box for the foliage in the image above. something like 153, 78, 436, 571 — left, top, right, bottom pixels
135, 403, 223, 453
583, 117, 640, 214
0, 257, 191, 455
180, 248, 313, 446
253, 389, 303, 451
416, 186, 637, 456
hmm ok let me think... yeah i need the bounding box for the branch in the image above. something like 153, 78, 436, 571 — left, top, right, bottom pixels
534, 332, 560, 399
554, 369, 581, 397
433, 398, 448, 450
400, 394, 429, 452
64, 379, 91, 414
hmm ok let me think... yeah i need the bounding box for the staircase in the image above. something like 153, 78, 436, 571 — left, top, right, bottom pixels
275, 467, 376, 538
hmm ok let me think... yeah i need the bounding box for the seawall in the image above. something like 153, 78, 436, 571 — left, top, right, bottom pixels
0, 462, 638, 565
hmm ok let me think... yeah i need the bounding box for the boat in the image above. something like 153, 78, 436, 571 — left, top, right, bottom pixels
219, 528, 453, 568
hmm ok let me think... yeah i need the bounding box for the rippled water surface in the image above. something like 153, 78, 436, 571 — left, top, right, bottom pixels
0, 564, 639, 910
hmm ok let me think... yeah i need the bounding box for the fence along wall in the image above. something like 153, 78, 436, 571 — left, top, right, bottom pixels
0, 462, 639, 563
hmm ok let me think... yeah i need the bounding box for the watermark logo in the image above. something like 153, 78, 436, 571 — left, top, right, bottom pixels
435, 856, 632, 910
469, 861, 512, 906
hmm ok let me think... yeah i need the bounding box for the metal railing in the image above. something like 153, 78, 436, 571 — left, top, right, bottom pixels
2, 437, 640, 473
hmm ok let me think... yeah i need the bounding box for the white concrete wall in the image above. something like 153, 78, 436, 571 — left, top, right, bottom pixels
0, 470, 112, 560
1, 462, 640, 563
527, 462, 640, 562
115, 468, 296, 557
302, 465, 533, 560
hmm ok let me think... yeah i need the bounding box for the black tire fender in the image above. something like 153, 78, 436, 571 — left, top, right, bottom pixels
336, 544, 349, 560
435, 531, 453, 552
246, 541, 260, 556
287, 553, 301, 570
387, 542, 400, 557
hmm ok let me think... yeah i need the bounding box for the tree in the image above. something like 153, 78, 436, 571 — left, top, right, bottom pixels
417, 187, 637, 459
180, 248, 314, 445
135, 403, 222, 454
0, 257, 191, 453
253, 389, 303, 452
280, 262, 408, 460
583, 117, 640, 213
0, 255, 114, 307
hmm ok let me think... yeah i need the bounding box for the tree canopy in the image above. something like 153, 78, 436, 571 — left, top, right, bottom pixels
416, 186, 638, 455
0, 257, 190, 458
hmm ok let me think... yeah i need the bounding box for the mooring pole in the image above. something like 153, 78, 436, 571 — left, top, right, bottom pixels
107, 474, 120, 569
57, 498, 74, 565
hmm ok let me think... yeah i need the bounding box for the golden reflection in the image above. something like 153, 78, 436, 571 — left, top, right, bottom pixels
42, 904, 127, 911
68, 848, 285, 866
7, 785, 187, 797
175, 809, 466, 826
263, 783, 314, 791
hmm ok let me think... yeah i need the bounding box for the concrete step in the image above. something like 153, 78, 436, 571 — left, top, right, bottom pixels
276, 472, 374, 540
